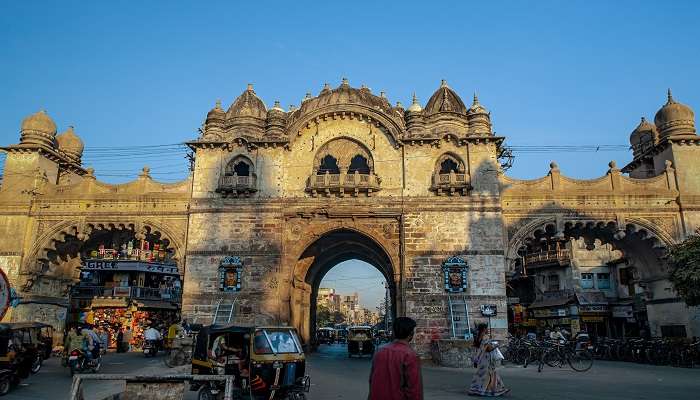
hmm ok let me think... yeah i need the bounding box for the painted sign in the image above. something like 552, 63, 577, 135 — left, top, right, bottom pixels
443, 256, 468, 293
219, 256, 243, 292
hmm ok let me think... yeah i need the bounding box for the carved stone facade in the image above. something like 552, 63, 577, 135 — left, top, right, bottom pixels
1, 81, 700, 353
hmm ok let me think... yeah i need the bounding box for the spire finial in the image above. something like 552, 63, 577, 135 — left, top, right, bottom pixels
323, 83, 330, 90
247, 83, 254, 91
473, 92, 479, 104
641, 116, 646, 123
440, 79, 448, 88
341, 77, 349, 86
667, 88, 674, 103
412, 92, 419, 104
215, 99, 222, 110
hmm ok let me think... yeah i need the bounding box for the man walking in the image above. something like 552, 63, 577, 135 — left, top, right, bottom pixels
368, 317, 423, 400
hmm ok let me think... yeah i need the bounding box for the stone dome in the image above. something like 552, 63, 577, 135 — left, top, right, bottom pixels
424, 80, 467, 115
654, 89, 696, 138
407, 93, 423, 113
294, 78, 395, 118
20, 110, 57, 147
55, 126, 84, 163
467, 94, 492, 135
227, 84, 267, 120
206, 100, 225, 121
630, 117, 657, 143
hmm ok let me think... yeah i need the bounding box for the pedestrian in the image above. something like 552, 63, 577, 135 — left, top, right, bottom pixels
468, 323, 509, 397
368, 317, 423, 400
122, 326, 133, 352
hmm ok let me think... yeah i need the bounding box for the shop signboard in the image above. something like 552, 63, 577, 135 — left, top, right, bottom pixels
612, 305, 634, 318
579, 305, 608, 313
533, 308, 568, 318
82, 260, 178, 275
582, 315, 605, 323
480, 304, 497, 317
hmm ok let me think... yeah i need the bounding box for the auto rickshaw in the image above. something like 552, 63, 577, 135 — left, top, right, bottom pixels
190, 324, 310, 400
347, 326, 374, 358
316, 328, 335, 345
0, 322, 49, 395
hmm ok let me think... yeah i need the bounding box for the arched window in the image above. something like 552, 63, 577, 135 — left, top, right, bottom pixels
232, 161, 250, 176
317, 155, 340, 175
439, 158, 460, 174
224, 156, 254, 177
348, 154, 370, 174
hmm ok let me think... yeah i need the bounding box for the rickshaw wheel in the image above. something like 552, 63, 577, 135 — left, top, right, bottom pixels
0, 378, 10, 396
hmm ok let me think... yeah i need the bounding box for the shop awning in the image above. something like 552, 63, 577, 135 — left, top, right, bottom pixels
529, 296, 574, 309
90, 297, 129, 308
134, 300, 179, 310
576, 291, 609, 305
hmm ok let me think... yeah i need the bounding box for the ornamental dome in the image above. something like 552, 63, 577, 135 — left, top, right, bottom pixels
407, 93, 423, 112
294, 78, 394, 118
20, 110, 57, 147
467, 94, 492, 135
424, 80, 467, 115
227, 84, 267, 120
654, 89, 696, 138
629, 117, 658, 159
55, 126, 84, 163
206, 100, 225, 121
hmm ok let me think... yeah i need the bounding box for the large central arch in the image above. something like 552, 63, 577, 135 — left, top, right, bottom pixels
290, 228, 398, 344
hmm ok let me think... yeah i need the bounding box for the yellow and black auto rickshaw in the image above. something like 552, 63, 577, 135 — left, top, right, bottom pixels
0, 322, 51, 396
191, 324, 310, 400
316, 328, 335, 345
347, 326, 374, 358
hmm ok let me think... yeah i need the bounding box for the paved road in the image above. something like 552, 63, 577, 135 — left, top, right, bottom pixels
6, 344, 700, 399
308, 343, 700, 400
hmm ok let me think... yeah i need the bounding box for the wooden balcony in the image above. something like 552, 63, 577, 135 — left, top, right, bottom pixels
217, 174, 257, 197
306, 171, 381, 197
524, 249, 571, 269
431, 172, 470, 196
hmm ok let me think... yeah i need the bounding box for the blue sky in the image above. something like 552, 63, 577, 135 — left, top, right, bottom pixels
2, 1, 699, 309
320, 260, 386, 311
1, 1, 699, 181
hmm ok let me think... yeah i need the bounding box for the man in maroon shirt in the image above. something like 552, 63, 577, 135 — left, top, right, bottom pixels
368, 317, 423, 400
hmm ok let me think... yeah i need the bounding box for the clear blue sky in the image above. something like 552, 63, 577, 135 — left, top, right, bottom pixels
2, 1, 699, 181
319, 260, 386, 311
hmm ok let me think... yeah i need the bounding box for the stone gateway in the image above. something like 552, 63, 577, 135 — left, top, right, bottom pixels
1, 81, 699, 355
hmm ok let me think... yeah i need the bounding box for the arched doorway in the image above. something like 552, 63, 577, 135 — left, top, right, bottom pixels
290, 229, 398, 344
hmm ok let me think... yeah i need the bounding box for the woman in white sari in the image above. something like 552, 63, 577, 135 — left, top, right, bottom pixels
468, 324, 509, 397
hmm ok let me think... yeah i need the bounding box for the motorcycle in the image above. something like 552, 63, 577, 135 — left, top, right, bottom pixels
67, 349, 101, 376
143, 340, 159, 357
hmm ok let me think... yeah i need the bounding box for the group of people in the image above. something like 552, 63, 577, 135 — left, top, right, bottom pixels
368, 318, 509, 399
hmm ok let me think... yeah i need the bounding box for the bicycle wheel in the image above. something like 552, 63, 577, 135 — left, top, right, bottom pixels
568, 350, 593, 372
543, 349, 561, 368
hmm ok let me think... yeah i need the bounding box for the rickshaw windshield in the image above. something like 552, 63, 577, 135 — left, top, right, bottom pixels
350, 329, 371, 338
253, 329, 301, 354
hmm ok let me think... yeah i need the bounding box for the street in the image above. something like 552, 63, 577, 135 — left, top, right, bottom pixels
7, 344, 700, 399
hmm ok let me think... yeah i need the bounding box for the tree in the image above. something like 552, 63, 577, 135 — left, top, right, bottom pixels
668, 232, 700, 306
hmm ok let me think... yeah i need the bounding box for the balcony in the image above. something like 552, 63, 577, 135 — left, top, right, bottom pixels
306, 171, 381, 197
217, 174, 257, 197
71, 285, 182, 302
431, 172, 470, 196
524, 249, 571, 269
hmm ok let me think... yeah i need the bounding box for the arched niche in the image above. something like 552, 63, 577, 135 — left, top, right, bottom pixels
218, 154, 257, 196
312, 137, 374, 174
431, 152, 470, 196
